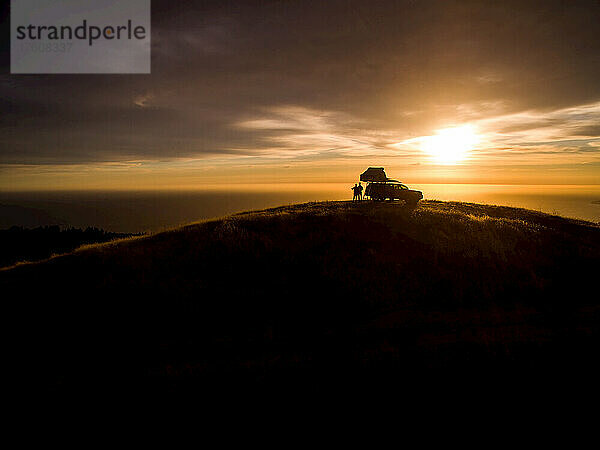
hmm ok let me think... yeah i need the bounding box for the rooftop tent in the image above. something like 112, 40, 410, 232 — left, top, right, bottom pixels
360, 167, 401, 183
360, 167, 388, 182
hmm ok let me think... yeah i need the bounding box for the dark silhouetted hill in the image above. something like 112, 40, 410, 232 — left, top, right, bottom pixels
0, 225, 140, 267
2, 200, 599, 398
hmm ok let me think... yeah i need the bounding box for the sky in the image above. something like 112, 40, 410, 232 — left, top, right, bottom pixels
1, 0, 599, 190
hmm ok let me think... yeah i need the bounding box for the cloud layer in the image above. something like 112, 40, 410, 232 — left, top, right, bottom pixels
1, 0, 599, 178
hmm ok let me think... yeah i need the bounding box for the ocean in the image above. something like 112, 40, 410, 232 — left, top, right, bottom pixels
1, 184, 599, 232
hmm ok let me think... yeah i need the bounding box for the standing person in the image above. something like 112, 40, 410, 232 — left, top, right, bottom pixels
358, 182, 364, 201
351, 184, 359, 201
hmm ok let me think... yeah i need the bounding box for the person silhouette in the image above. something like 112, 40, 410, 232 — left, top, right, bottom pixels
358, 182, 364, 201
351, 184, 359, 201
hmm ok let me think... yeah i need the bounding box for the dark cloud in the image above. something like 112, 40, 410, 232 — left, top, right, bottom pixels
1, 0, 600, 164
571, 125, 600, 138
497, 119, 568, 134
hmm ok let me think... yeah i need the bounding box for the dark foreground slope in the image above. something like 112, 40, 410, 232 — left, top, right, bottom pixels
3, 200, 600, 396
0, 226, 139, 267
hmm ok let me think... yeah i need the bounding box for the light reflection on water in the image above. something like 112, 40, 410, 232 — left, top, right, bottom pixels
0, 184, 598, 232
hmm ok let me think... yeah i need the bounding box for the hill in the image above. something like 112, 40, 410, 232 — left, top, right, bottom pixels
0, 225, 140, 267
3, 200, 599, 397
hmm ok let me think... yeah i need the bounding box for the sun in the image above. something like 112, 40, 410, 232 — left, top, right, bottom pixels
421, 125, 479, 164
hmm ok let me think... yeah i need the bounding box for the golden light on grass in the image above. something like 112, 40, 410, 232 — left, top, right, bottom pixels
420, 125, 480, 164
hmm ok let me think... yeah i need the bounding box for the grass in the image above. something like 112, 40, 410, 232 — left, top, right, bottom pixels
0, 225, 140, 268
3, 200, 599, 397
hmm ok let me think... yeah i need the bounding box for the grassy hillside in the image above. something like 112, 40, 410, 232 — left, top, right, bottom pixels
0, 226, 140, 267
3, 200, 599, 396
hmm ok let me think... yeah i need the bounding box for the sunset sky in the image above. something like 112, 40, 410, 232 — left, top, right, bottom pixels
1, 0, 599, 190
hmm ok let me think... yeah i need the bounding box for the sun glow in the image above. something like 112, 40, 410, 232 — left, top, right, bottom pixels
420, 125, 479, 164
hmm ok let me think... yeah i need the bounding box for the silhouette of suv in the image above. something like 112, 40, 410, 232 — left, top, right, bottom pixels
360, 167, 423, 204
